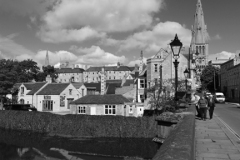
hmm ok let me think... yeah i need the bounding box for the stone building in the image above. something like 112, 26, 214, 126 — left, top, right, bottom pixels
220, 54, 240, 102
147, 48, 189, 88
190, 0, 210, 88
83, 63, 135, 83
56, 68, 84, 83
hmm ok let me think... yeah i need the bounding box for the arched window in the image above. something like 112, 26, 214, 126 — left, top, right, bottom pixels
202, 46, 205, 55
20, 99, 24, 104
196, 46, 198, 53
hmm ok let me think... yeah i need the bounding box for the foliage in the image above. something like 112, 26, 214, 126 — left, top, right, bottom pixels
147, 78, 185, 114
200, 65, 220, 92
0, 59, 58, 95
36, 65, 58, 82
0, 111, 157, 138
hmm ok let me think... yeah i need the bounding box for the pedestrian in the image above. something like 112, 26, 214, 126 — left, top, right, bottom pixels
198, 94, 208, 120
207, 94, 215, 119
194, 93, 201, 117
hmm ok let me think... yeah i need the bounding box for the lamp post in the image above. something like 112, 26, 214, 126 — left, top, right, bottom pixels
170, 34, 183, 108
184, 68, 190, 91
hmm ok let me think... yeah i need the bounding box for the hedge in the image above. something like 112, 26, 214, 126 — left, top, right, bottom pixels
0, 111, 157, 138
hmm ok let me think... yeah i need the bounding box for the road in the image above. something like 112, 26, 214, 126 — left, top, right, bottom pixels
214, 103, 240, 137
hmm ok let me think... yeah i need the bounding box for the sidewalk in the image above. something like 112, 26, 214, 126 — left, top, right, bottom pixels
195, 114, 240, 160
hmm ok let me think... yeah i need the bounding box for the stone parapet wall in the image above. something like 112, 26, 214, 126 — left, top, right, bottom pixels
152, 105, 196, 160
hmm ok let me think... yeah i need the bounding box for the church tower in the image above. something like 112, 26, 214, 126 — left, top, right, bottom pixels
45, 51, 50, 66
191, 0, 209, 70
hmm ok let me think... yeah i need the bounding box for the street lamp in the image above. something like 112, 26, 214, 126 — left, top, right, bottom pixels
170, 34, 183, 107
184, 68, 190, 92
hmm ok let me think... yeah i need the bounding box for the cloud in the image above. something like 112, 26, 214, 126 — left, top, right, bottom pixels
208, 51, 236, 61
0, 34, 35, 58
74, 46, 126, 66
36, 0, 163, 43
128, 57, 147, 66
102, 21, 191, 54
37, 26, 106, 43
212, 34, 221, 40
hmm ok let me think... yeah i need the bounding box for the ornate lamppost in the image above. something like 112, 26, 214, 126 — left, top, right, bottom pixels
184, 68, 190, 91
170, 34, 183, 107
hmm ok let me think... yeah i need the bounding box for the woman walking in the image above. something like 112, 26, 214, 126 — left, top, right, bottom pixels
198, 95, 208, 121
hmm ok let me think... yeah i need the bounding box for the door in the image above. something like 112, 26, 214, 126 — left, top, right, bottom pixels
90, 107, 96, 115
67, 98, 74, 109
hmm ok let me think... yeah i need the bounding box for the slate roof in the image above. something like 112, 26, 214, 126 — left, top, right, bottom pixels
37, 83, 70, 95
56, 68, 84, 73
72, 82, 84, 89
85, 66, 135, 72
122, 80, 134, 86
84, 83, 101, 91
106, 83, 121, 94
26, 82, 47, 95
71, 95, 131, 104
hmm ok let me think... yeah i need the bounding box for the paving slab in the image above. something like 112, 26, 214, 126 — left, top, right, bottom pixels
195, 114, 240, 160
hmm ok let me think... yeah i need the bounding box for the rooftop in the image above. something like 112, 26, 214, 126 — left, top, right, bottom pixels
37, 83, 70, 95
71, 94, 131, 104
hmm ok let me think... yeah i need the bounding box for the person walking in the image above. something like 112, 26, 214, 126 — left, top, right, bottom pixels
194, 93, 201, 117
198, 95, 208, 120
208, 94, 215, 119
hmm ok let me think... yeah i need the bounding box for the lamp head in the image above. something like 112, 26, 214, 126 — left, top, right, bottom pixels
184, 68, 190, 79
170, 34, 183, 60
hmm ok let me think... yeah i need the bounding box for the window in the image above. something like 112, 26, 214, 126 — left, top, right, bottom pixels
82, 89, 84, 96
60, 96, 65, 107
105, 105, 116, 115
78, 106, 86, 114
154, 64, 158, 72
20, 87, 24, 95
140, 79, 145, 88
129, 105, 133, 114
69, 89, 72, 95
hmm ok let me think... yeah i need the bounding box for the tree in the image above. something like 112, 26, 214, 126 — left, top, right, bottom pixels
36, 65, 58, 82
0, 59, 41, 95
200, 65, 220, 92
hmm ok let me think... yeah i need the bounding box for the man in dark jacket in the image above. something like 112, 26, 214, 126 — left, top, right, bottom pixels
198, 95, 208, 121
208, 94, 215, 119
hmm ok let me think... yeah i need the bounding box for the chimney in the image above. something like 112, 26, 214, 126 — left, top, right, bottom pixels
100, 67, 106, 95
46, 75, 52, 83
117, 62, 121, 68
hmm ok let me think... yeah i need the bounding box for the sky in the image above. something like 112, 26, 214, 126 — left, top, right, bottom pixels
0, 0, 239, 67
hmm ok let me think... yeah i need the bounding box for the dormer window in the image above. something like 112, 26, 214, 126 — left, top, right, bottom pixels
20, 87, 24, 95
69, 89, 72, 95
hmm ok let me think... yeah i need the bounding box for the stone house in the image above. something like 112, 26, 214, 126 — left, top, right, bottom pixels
56, 68, 85, 83
35, 83, 80, 112
70, 94, 143, 117
72, 82, 87, 97
17, 82, 47, 107
83, 63, 135, 83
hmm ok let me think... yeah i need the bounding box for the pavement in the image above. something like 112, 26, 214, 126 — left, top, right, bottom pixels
195, 113, 240, 160
225, 102, 240, 107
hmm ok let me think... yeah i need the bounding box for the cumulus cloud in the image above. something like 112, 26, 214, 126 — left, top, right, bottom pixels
208, 51, 236, 61
102, 21, 191, 54
0, 34, 35, 58
36, 0, 163, 43
128, 57, 147, 67
74, 46, 126, 66
37, 26, 106, 43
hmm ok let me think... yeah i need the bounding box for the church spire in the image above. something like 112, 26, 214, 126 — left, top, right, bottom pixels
191, 0, 209, 44
45, 50, 50, 66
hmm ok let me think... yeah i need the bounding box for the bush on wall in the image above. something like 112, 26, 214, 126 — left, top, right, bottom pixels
0, 111, 157, 138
